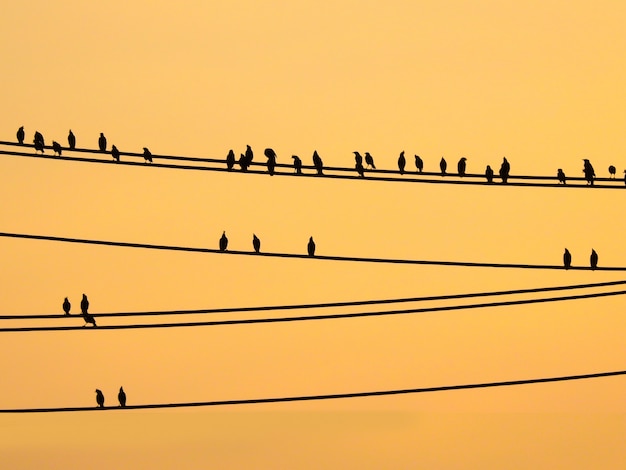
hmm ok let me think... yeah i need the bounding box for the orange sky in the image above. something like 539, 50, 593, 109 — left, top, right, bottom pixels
1, 1, 625, 468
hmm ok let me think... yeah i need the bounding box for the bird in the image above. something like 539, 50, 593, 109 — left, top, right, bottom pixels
414, 155, 423, 173
252, 234, 261, 253
582, 159, 595, 185
118, 387, 127, 407
355, 160, 365, 177
245, 145, 254, 167
292, 155, 302, 174
219, 231, 228, 251
457, 157, 467, 177
397, 151, 406, 174
557, 169, 566, 184
563, 248, 571, 269
353, 151, 363, 166
264, 148, 277, 175
608, 165, 616, 179
312, 150, 323, 175
440, 157, 447, 175
590, 249, 598, 270
16, 126, 25, 144
81, 294, 97, 327
307, 236, 316, 256
68, 130, 76, 150
226, 150, 235, 170
52, 141, 62, 156
33, 131, 45, 154
499, 157, 510, 183
95, 389, 105, 408
111, 145, 120, 162
63, 297, 71, 315
485, 165, 494, 183
364, 152, 376, 169
143, 147, 152, 163
238, 153, 249, 171
98, 133, 107, 152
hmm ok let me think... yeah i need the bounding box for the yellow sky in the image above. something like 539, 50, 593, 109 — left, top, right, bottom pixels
1, 1, 625, 468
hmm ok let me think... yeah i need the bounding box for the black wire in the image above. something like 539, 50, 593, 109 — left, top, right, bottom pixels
1, 369, 623, 413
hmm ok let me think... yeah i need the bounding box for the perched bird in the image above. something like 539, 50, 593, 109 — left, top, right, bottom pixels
608, 165, 616, 179
485, 165, 494, 183
264, 148, 277, 175
563, 248, 571, 269
440, 157, 447, 175
499, 157, 510, 183
226, 150, 236, 170
353, 151, 363, 165
82, 312, 97, 327
95, 389, 105, 408
81, 294, 97, 327
312, 150, 323, 175
364, 152, 376, 169
457, 157, 467, 177
252, 234, 261, 253
111, 145, 120, 162
143, 147, 152, 163
292, 155, 302, 174
52, 141, 62, 156
590, 249, 598, 270
238, 153, 249, 171
557, 169, 566, 184
98, 133, 107, 152
397, 151, 406, 174
118, 387, 127, 407
414, 155, 423, 173
33, 131, 45, 154
245, 145, 254, 167
17, 126, 25, 144
582, 159, 595, 185
307, 236, 316, 256
63, 297, 71, 315
68, 129, 76, 150
219, 231, 228, 251
355, 160, 365, 177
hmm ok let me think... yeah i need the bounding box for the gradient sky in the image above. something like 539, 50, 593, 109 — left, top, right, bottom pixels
1, 1, 625, 468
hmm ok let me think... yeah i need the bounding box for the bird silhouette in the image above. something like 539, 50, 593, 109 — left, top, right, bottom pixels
397, 151, 406, 174
355, 160, 365, 177
499, 157, 510, 183
364, 152, 376, 169
590, 249, 598, 269
81, 294, 97, 326
238, 153, 249, 171
33, 131, 45, 154
485, 165, 494, 183
440, 157, 447, 175
68, 130, 76, 150
264, 148, 277, 175
307, 236, 316, 256
415, 155, 423, 173
95, 389, 105, 408
118, 387, 127, 407
111, 145, 120, 162
52, 141, 62, 156
98, 133, 107, 152
252, 234, 261, 253
563, 248, 572, 269
17, 126, 25, 144
457, 157, 467, 177
219, 231, 228, 251
292, 155, 302, 174
557, 169, 566, 184
226, 150, 236, 170
245, 145, 254, 167
608, 165, 616, 179
63, 297, 71, 315
312, 151, 323, 175
143, 147, 152, 163
353, 151, 363, 166
582, 159, 595, 185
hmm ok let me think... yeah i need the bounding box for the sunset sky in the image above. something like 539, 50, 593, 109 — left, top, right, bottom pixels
1, 1, 625, 468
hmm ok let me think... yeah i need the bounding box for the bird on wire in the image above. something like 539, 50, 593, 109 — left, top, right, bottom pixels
312, 151, 323, 175
81, 294, 97, 327
398, 151, 406, 174
415, 155, 423, 173
33, 131, 45, 154
590, 249, 598, 270
307, 236, 316, 256
252, 234, 261, 253
68, 129, 76, 149
111, 145, 120, 162
238, 153, 249, 171
485, 165, 494, 183
499, 157, 510, 183
63, 297, 71, 315
226, 150, 235, 170
557, 169, 566, 184
608, 165, 616, 179
364, 152, 376, 169
457, 157, 467, 177
219, 231, 228, 252
583, 159, 595, 185
16, 126, 25, 144
244, 145, 254, 167
355, 159, 365, 177
118, 387, 127, 407
264, 148, 277, 175
95, 389, 105, 408
292, 155, 302, 174
353, 151, 363, 166
143, 147, 152, 163
98, 133, 107, 152
440, 157, 447, 175
52, 141, 62, 156
563, 248, 572, 269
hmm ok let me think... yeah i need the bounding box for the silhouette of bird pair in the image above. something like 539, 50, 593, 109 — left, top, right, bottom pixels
95, 387, 127, 408
563, 248, 598, 269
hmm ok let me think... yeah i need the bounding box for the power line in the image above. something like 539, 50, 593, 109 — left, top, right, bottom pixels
1, 143, 624, 189
2, 288, 625, 332
1, 369, 623, 413
3, 279, 626, 320
1, 231, 624, 271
